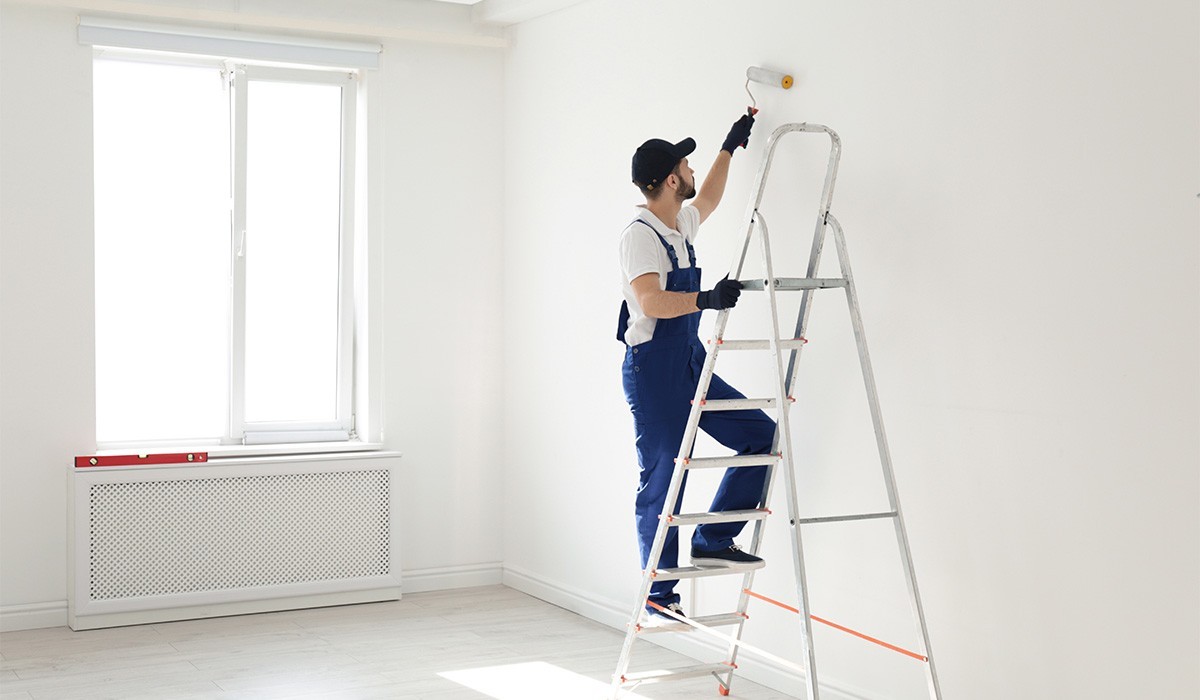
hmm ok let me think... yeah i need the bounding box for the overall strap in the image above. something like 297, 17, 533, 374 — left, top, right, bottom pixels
633, 219, 696, 270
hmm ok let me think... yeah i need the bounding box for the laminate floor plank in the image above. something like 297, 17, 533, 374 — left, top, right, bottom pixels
2, 660, 203, 699
0, 586, 795, 699
0, 643, 183, 679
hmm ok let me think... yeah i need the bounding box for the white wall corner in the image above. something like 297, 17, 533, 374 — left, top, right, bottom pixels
401, 562, 504, 593
471, 0, 585, 26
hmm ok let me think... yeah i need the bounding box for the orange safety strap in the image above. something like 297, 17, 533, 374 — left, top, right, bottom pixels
742, 589, 928, 663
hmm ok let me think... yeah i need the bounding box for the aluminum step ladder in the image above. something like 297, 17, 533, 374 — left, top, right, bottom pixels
610, 123, 942, 699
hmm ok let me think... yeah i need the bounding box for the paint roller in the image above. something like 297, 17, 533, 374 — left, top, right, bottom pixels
744, 66, 793, 115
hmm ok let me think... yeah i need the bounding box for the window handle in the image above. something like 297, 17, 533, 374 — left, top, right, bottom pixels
236, 229, 246, 258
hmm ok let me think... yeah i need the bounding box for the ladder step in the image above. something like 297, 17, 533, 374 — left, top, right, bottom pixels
740, 277, 848, 291
798, 511, 898, 525
697, 397, 778, 411
621, 663, 734, 685
681, 454, 779, 470
665, 508, 770, 527
637, 612, 748, 635
653, 559, 766, 580
713, 338, 808, 351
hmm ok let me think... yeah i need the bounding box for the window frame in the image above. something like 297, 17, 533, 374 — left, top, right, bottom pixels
91, 51, 362, 450
229, 64, 359, 446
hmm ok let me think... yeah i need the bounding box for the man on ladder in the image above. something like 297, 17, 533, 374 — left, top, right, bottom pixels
617, 111, 774, 621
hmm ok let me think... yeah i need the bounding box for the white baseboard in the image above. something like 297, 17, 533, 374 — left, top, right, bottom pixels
70, 586, 402, 631
1, 562, 501, 633
502, 564, 884, 700
402, 561, 504, 593
1, 600, 69, 632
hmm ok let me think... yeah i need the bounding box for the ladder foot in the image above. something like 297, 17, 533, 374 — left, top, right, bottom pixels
718, 683, 730, 696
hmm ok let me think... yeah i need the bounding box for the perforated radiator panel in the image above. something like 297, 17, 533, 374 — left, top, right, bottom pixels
87, 470, 390, 600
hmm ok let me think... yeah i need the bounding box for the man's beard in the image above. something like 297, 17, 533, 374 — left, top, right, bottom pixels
676, 176, 696, 201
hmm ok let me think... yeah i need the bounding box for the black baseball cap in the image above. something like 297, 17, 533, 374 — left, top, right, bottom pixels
632, 137, 696, 192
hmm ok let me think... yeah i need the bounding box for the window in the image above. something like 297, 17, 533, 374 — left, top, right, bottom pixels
93, 55, 358, 447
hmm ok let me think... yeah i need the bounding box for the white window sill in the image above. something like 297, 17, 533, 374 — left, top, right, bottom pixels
93, 441, 388, 461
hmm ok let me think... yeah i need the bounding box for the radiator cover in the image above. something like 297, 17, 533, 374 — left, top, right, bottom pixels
70, 453, 401, 630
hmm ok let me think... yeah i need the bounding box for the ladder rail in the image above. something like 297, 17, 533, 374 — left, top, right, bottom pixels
731, 123, 843, 406
730, 124, 842, 283
762, 213, 822, 700
828, 214, 943, 698
785, 125, 842, 408
611, 313, 737, 696
724, 237, 795, 692
717, 124, 843, 699
719, 212, 821, 699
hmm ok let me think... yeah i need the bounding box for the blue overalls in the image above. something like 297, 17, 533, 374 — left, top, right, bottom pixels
619, 221, 776, 609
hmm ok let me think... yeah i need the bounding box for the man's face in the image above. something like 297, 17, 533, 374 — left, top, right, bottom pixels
672, 158, 697, 201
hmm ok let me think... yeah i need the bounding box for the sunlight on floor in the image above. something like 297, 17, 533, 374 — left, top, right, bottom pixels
439, 660, 655, 700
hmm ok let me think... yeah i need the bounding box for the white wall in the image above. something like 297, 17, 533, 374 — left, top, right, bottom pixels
375, 30, 507, 588
501, 1, 1199, 699
0, 0, 506, 628
0, 2, 96, 628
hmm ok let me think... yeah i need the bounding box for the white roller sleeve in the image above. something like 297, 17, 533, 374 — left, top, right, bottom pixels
746, 66, 793, 89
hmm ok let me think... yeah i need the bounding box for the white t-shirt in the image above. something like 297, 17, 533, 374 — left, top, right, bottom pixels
618, 205, 701, 346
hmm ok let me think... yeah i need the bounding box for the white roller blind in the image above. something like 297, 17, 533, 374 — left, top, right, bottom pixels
78, 16, 381, 69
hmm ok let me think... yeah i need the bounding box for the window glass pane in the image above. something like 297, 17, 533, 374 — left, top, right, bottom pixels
243, 79, 342, 424
94, 59, 231, 443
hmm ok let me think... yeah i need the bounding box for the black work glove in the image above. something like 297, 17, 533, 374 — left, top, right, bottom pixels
696, 276, 743, 310
721, 111, 756, 154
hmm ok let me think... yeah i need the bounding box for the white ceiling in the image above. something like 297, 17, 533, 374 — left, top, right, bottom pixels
435, 0, 586, 25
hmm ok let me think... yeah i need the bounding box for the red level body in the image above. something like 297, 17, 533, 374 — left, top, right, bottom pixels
74, 452, 209, 468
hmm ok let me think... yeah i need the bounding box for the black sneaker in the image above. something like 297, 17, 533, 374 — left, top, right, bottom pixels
691, 544, 765, 569
646, 602, 686, 621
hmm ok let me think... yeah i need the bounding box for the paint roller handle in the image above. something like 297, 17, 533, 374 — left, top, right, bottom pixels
721, 110, 756, 155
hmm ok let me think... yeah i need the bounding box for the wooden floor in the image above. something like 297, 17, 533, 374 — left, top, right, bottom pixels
0, 586, 795, 699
